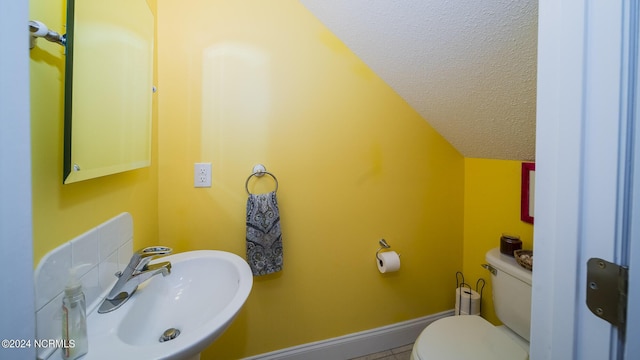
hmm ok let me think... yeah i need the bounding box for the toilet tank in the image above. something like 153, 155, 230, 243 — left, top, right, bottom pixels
485, 247, 532, 341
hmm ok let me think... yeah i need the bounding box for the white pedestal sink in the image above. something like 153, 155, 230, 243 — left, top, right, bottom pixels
80, 250, 253, 359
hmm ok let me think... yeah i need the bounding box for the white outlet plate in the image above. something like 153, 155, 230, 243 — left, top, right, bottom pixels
194, 163, 212, 188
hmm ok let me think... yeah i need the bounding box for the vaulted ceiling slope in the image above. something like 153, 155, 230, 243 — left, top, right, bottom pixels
300, 0, 538, 160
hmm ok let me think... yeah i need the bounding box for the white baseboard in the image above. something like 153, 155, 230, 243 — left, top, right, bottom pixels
242, 310, 454, 360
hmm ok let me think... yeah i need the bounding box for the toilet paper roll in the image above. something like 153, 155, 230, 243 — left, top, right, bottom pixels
455, 287, 481, 315
377, 251, 401, 273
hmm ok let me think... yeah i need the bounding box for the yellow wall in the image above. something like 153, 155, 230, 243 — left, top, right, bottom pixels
29, 0, 159, 264
156, 1, 464, 358
463, 158, 534, 324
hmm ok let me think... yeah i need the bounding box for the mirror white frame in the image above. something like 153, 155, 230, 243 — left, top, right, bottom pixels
63, 0, 154, 184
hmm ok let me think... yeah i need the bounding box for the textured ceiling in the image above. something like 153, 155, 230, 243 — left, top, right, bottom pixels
300, 0, 538, 160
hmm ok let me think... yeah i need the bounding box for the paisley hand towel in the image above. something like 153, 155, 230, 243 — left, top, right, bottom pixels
246, 191, 283, 276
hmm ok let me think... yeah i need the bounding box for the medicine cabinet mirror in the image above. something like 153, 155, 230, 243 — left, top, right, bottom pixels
63, 0, 154, 184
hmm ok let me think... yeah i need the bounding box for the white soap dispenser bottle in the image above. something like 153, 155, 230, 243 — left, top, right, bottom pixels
62, 267, 88, 359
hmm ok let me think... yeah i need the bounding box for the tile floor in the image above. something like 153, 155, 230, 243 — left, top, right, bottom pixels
349, 344, 413, 360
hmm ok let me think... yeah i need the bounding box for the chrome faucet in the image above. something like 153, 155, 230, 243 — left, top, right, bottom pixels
98, 246, 172, 313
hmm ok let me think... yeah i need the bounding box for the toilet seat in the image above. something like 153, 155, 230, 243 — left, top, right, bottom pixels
411, 316, 528, 360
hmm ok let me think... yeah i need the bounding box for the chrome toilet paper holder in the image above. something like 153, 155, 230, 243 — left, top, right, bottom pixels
376, 239, 400, 263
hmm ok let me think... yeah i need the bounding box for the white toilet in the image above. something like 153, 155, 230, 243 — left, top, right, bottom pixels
410, 248, 532, 360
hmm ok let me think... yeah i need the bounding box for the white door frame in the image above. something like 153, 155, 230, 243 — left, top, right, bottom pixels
532, 0, 638, 359
0, 0, 36, 359
620, 1, 640, 357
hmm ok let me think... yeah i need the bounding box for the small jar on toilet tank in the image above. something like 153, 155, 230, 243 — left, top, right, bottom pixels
500, 233, 522, 256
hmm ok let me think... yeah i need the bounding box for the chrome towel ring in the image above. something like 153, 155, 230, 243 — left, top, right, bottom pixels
245, 164, 279, 194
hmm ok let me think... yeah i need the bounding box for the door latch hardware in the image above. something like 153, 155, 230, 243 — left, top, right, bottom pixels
586, 258, 628, 327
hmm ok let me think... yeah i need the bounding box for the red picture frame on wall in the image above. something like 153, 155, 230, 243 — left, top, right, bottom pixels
521, 162, 535, 224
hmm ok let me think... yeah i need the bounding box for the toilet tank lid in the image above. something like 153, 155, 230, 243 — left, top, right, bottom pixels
486, 248, 532, 285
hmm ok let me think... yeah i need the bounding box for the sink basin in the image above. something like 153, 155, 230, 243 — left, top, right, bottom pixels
83, 250, 253, 359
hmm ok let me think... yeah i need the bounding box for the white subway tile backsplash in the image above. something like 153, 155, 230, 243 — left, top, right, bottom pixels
34, 243, 71, 311
97, 213, 133, 262
71, 228, 98, 276
98, 251, 119, 295
118, 239, 133, 271
121, 213, 133, 243
98, 234, 119, 263
34, 212, 135, 359
80, 266, 101, 312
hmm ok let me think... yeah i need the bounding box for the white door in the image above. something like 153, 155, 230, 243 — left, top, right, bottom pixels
532, 0, 639, 359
